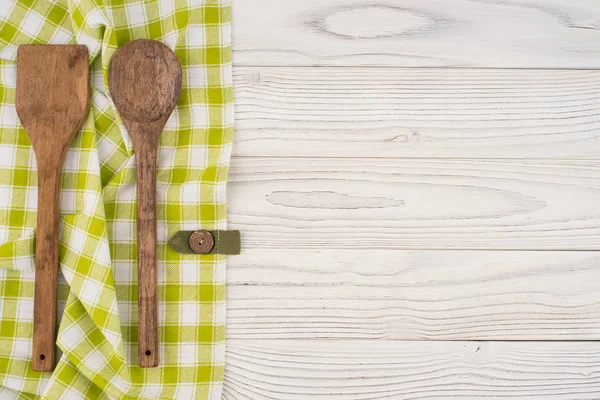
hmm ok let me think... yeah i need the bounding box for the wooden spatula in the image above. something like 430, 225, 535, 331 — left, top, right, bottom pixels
16, 45, 90, 372
108, 40, 181, 368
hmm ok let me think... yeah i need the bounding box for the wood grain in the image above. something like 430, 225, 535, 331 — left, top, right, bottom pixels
108, 39, 182, 368
227, 157, 600, 250
232, 0, 600, 68
223, 340, 600, 399
226, 249, 600, 340
233, 68, 600, 158
15, 44, 89, 372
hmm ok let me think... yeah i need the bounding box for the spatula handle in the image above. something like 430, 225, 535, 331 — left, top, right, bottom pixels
135, 144, 159, 367
32, 163, 61, 371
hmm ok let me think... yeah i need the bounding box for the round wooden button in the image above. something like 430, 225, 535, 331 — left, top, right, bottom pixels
188, 230, 214, 254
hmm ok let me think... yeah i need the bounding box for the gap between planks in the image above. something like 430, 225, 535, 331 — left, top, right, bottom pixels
234, 64, 600, 71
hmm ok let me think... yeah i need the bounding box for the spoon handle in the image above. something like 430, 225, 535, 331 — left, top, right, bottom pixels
32, 160, 62, 371
135, 142, 159, 367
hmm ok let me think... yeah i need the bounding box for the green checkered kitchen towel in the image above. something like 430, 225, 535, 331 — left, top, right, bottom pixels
0, 0, 233, 398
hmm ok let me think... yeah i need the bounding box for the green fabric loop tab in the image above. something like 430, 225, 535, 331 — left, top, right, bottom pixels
170, 230, 241, 255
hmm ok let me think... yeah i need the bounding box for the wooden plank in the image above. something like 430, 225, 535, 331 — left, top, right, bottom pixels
227, 157, 600, 250
226, 249, 600, 340
233, 68, 600, 159
223, 340, 600, 399
231, 0, 600, 68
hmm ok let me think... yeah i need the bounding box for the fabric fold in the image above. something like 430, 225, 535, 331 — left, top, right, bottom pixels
0, 229, 35, 273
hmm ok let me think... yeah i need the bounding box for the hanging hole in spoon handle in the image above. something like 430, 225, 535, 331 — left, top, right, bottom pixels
108, 40, 182, 368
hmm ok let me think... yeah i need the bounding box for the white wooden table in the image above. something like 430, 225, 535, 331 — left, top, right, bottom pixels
224, 1, 600, 398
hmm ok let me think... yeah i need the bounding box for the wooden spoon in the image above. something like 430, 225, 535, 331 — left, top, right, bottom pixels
108, 40, 181, 368
16, 44, 90, 372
